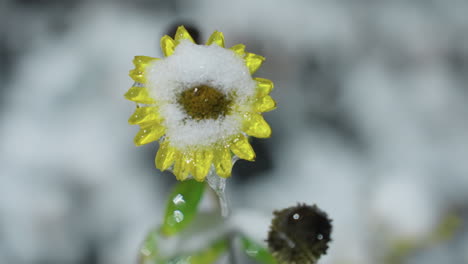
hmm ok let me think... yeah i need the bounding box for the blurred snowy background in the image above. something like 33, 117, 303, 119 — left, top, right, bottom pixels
2, 0, 468, 263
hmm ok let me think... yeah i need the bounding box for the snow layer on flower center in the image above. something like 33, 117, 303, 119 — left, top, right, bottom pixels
146, 40, 255, 103
145, 40, 256, 148
161, 103, 241, 148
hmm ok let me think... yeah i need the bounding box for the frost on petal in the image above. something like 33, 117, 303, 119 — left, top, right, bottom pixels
134, 124, 165, 146
206, 31, 225, 47
174, 26, 195, 43
129, 69, 146, 83
133, 56, 159, 67
193, 149, 214, 181
161, 35, 176, 57
214, 146, 233, 178
230, 44, 246, 57
253, 95, 277, 113
242, 113, 272, 138
254, 77, 274, 97
230, 134, 255, 161
124, 86, 155, 104
155, 140, 176, 171
173, 151, 194, 181
129, 56, 158, 83
244, 53, 265, 74
128, 106, 162, 125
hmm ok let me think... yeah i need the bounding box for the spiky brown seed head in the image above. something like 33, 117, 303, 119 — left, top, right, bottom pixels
267, 204, 332, 264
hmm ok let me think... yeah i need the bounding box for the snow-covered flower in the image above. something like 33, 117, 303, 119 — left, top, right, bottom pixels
125, 26, 275, 181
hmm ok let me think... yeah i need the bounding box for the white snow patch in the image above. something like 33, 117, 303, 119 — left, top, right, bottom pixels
145, 40, 257, 148
159, 103, 242, 148
370, 173, 438, 239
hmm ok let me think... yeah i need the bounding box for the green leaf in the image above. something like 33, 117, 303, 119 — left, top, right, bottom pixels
160, 180, 206, 236
241, 236, 278, 264
165, 239, 228, 264
139, 227, 162, 264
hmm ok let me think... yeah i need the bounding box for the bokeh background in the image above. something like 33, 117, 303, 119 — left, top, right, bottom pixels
2, 0, 468, 263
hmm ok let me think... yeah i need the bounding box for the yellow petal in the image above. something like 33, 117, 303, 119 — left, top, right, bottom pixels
134, 124, 165, 146
129, 69, 146, 83
253, 95, 276, 113
173, 151, 195, 181
174, 26, 195, 43
128, 106, 162, 125
244, 53, 265, 74
193, 149, 214, 181
206, 31, 225, 47
214, 146, 233, 178
124, 86, 155, 104
242, 113, 272, 138
155, 140, 177, 171
133, 56, 158, 67
230, 44, 245, 57
129, 56, 158, 83
254, 77, 274, 97
160, 35, 176, 57
230, 135, 255, 161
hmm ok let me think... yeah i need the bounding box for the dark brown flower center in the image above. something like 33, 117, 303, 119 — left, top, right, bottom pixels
178, 85, 231, 120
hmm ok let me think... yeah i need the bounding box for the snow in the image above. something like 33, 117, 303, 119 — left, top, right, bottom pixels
146, 40, 255, 148
2, 0, 468, 263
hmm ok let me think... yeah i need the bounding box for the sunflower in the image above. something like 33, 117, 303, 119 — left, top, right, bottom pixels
125, 26, 275, 181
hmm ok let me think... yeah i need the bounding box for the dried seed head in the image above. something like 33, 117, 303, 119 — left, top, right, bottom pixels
267, 204, 332, 264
